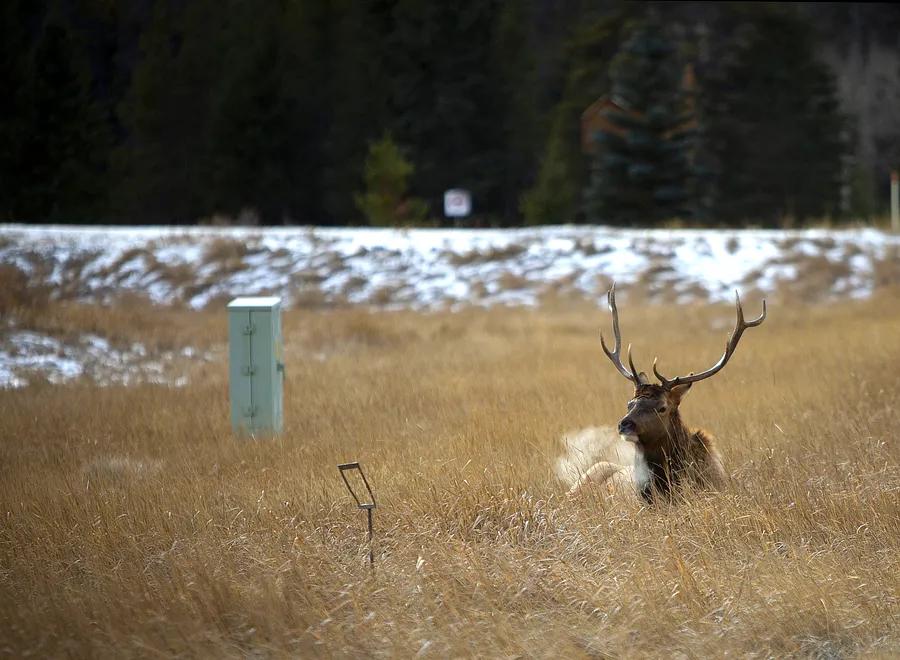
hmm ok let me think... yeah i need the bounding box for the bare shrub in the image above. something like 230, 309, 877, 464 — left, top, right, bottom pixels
202, 238, 250, 264
198, 208, 260, 226
292, 286, 332, 309
369, 284, 402, 307
95, 247, 149, 279
157, 262, 197, 288
340, 275, 369, 294
0, 264, 50, 319
448, 243, 527, 266
495, 271, 530, 291
874, 247, 900, 288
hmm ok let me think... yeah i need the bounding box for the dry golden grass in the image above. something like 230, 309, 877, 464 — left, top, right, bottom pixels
4, 296, 222, 353
1, 292, 899, 657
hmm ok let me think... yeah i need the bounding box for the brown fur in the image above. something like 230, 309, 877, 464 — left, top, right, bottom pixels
576, 285, 764, 501
622, 383, 726, 502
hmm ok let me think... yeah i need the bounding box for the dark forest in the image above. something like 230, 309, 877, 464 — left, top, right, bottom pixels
2, 1, 899, 226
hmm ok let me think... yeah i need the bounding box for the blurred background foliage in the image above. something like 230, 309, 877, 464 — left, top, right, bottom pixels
1, 0, 898, 227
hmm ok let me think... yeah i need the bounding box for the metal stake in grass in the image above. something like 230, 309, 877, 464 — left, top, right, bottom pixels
337, 462, 377, 571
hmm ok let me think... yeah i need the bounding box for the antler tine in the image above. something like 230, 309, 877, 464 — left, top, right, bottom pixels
599, 283, 642, 384
655, 291, 766, 388
627, 344, 643, 383
737, 290, 766, 327
652, 356, 671, 386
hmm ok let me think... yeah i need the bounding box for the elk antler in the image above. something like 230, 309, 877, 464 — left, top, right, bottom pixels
600, 284, 646, 385
653, 291, 766, 388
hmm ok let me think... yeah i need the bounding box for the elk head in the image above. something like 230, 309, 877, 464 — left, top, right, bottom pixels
599, 284, 766, 445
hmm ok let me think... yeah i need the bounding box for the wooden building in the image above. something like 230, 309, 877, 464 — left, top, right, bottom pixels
580, 64, 698, 156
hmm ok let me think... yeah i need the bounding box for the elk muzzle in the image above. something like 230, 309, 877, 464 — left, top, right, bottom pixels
617, 417, 637, 437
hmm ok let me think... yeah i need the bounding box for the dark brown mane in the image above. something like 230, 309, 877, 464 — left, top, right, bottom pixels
637, 423, 716, 503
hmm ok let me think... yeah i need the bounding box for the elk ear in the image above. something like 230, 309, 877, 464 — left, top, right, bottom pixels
669, 382, 692, 404
637, 371, 650, 385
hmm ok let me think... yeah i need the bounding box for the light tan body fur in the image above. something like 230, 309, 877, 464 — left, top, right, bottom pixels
567, 431, 725, 501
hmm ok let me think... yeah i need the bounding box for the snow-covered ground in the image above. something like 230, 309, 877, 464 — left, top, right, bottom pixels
0, 330, 212, 389
2, 224, 899, 311
2, 223, 898, 389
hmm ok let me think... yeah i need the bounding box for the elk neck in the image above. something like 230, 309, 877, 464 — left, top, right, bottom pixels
633, 409, 694, 502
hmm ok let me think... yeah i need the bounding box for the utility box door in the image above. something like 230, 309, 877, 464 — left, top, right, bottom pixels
228, 297, 284, 435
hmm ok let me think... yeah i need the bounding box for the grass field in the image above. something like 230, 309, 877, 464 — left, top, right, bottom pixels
1, 291, 899, 657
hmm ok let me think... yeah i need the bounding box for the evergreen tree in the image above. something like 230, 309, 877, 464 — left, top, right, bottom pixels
205, 1, 325, 224
0, 0, 38, 221
698, 5, 845, 225
521, 109, 581, 225
112, 0, 227, 223
522, 11, 627, 225
0, 1, 863, 227
385, 0, 510, 224
488, 0, 541, 224
354, 134, 428, 226
320, 0, 391, 224
583, 14, 696, 225
1, 1, 111, 221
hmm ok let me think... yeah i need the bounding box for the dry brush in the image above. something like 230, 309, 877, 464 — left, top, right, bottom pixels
1, 292, 899, 657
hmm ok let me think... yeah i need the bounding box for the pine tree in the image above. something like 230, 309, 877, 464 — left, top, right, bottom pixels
112, 0, 227, 223
1, 1, 111, 221
320, 0, 390, 224
385, 0, 509, 224
522, 11, 627, 225
698, 5, 845, 225
205, 1, 324, 224
354, 134, 428, 227
520, 110, 581, 225
0, 0, 38, 220
583, 14, 696, 225
488, 0, 540, 224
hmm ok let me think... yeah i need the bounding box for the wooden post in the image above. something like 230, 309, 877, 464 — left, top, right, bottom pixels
891, 170, 899, 233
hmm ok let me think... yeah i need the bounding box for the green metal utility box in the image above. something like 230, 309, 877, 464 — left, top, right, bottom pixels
228, 297, 284, 435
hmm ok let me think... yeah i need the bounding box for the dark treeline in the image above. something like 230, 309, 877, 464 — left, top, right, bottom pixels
1, 1, 898, 226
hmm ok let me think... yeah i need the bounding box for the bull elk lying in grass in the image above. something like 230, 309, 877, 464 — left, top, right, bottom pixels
569, 285, 766, 503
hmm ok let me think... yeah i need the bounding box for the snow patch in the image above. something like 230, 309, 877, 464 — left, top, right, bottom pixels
2, 224, 900, 310
0, 330, 212, 389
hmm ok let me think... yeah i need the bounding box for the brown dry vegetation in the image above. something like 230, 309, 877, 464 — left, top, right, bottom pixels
1, 292, 899, 658
2, 294, 222, 352
447, 244, 529, 266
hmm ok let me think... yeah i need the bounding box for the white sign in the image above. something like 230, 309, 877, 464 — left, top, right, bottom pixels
443, 189, 472, 218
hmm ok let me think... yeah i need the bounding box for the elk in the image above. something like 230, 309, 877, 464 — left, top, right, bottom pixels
569, 285, 766, 503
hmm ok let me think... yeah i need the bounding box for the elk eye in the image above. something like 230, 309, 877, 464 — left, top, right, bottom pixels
656, 405, 667, 413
